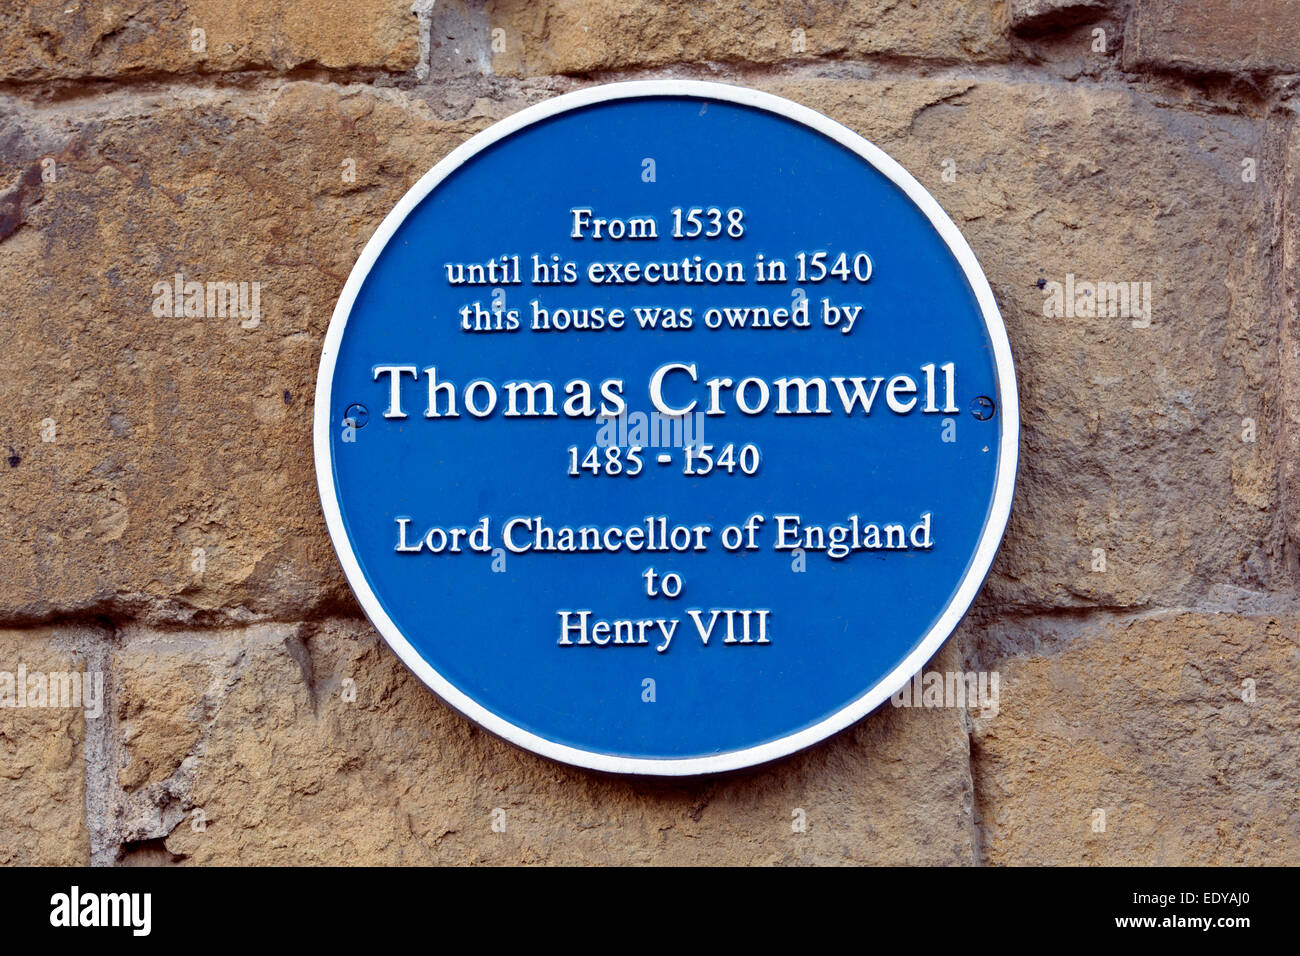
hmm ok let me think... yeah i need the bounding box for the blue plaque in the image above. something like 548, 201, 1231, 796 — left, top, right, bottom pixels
315, 81, 1018, 774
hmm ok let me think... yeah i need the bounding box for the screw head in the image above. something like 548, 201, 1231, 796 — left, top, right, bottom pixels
970, 396, 995, 421
343, 403, 369, 428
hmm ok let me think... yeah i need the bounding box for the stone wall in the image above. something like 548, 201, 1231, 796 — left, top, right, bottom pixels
1, 0, 1297, 865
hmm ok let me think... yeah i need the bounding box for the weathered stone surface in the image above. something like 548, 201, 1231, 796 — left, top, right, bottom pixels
1009, 0, 1111, 33
1125, 0, 1300, 75
0, 0, 420, 81
427, 0, 492, 77
0, 76, 1277, 625
0, 82, 504, 625
0, 627, 95, 865
755, 77, 1278, 612
115, 637, 213, 792
1281, 122, 1300, 567
484, 0, 1011, 75
111, 619, 976, 864
971, 609, 1300, 864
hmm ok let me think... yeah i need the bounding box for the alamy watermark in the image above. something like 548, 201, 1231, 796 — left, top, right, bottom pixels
50, 886, 150, 936
151, 272, 262, 328
0, 665, 104, 719
594, 409, 706, 449
891, 669, 999, 718
1041, 273, 1153, 328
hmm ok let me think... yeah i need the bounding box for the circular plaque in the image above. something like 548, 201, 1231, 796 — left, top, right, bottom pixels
315, 81, 1018, 775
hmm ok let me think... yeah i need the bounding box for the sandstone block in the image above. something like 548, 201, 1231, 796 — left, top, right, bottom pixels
114, 619, 977, 864
972, 609, 1300, 864
0, 627, 96, 865
0, 77, 1277, 625
484, 0, 1010, 75
1125, 0, 1300, 75
0, 0, 419, 82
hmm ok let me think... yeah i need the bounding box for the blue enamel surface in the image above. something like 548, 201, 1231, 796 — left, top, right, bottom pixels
327, 96, 1005, 761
